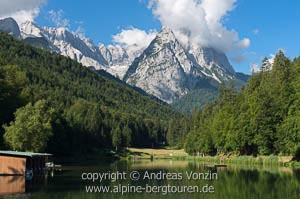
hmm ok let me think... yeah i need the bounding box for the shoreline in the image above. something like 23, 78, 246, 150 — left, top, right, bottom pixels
124, 148, 300, 168
51, 147, 300, 169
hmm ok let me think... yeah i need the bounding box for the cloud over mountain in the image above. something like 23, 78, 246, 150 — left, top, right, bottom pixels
48, 9, 70, 28
112, 27, 157, 51
148, 0, 250, 53
0, 0, 250, 65
0, 0, 46, 24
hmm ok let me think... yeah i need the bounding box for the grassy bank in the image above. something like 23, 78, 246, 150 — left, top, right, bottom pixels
126, 147, 187, 159
180, 155, 292, 167
125, 148, 300, 168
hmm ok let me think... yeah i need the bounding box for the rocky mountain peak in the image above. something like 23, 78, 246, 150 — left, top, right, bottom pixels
123, 27, 237, 103
20, 21, 44, 38
156, 26, 176, 43
0, 18, 244, 104
124, 27, 195, 103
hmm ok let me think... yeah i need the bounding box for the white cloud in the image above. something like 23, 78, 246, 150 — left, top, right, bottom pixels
0, 0, 46, 24
112, 27, 157, 51
48, 11, 87, 38
148, 0, 250, 54
48, 9, 70, 28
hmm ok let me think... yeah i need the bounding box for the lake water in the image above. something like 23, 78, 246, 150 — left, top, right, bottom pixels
0, 160, 299, 199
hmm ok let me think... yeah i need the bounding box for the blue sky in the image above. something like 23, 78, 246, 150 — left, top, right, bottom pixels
2, 0, 300, 74
36, 0, 161, 45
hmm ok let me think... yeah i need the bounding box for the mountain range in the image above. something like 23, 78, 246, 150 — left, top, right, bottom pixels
0, 17, 248, 109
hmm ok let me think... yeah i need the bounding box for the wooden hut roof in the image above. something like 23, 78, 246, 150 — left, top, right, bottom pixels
0, 151, 52, 157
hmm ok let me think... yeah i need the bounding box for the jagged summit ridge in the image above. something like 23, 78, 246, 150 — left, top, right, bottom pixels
124, 28, 235, 103
0, 18, 240, 104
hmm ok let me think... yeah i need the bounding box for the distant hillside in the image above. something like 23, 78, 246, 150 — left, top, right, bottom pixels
172, 88, 218, 113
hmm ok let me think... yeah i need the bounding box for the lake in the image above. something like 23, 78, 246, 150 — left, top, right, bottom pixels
0, 159, 299, 199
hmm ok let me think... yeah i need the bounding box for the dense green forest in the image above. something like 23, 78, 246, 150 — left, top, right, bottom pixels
185, 51, 300, 157
0, 32, 182, 154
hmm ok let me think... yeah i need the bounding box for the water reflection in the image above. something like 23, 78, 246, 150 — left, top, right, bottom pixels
0, 173, 50, 198
0, 176, 25, 196
0, 160, 299, 199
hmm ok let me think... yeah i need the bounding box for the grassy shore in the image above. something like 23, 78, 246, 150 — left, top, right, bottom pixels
126, 147, 187, 158
125, 148, 300, 168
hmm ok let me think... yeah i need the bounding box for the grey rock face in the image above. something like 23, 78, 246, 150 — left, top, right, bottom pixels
20, 21, 108, 69
0, 18, 21, 38
124, 28, 235, 103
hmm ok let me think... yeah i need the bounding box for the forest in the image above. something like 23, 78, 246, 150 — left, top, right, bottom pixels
184, 51, 300, 157
1, 31, 299, 158
0, 32, 182, 155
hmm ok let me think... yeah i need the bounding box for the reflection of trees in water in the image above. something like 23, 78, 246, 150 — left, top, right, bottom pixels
26, 175, 48, 193
2, 161, 299, 199
98, 160, 300, 199
217, 169, 300, 199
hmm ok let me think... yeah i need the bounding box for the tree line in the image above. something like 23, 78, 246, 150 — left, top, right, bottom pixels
185, 51, 300, 157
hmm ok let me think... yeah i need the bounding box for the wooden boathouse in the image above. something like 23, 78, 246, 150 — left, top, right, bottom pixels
0, 151, 52, 175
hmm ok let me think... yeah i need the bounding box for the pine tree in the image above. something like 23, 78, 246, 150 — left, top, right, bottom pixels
122, 124, 132, 147
112, 126, 122, 151
261, 57, 272, 72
